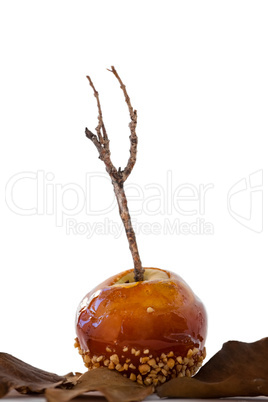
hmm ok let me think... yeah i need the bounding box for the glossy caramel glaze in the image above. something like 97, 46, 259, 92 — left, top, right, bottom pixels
76, 268, 207, 368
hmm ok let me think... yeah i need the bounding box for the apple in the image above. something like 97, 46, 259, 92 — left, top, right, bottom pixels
75, 267, 207, 386
77, 69, 208, 386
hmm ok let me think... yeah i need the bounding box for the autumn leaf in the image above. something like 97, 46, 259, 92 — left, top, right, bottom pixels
46, 367, 153, 402
2, 338, 268, 401
0, 353, 153, 402
0, 353, 69, 398
157, 337, 268, 398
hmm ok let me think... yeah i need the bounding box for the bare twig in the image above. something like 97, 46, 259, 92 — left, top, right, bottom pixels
85, 67, 144, 282
107, 66, 138, 181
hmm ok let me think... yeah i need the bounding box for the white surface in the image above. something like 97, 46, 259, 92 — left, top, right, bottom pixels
0, 0, 267, 377
3, 393, 268, 402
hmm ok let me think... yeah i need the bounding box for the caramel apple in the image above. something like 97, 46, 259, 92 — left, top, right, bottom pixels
75, 267, 207, 386
76, 67, 208, 386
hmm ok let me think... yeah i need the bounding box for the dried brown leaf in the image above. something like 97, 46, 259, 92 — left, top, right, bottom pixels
63, 372, 82, 387
45, 367, 153, 402
0, 353, 67, 398
157, 337, 268, 398
3, 338, 268, 401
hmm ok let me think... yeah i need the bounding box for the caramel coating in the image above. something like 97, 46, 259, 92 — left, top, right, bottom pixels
75, 268, 207, 382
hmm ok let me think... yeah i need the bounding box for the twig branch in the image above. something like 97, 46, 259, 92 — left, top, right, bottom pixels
107, 66, 138, 182
85, 67, 144, 282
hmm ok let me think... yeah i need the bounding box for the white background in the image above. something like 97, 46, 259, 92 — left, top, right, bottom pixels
0, 0, 267, 379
